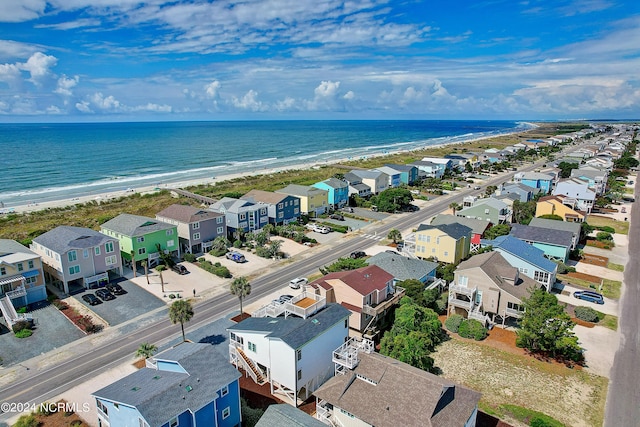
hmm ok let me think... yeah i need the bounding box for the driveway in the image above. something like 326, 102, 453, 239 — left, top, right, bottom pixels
554, 283, 619, 316
73, 279, 165, 326
574, 324, 619, 378
0, 302, 85, 367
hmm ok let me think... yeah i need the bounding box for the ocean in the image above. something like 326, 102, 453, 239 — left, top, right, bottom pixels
0, 120, 530, 207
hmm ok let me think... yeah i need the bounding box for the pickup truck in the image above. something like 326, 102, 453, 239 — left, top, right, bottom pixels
225, 252, 246, 263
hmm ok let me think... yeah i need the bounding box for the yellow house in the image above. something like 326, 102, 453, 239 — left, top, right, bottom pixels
414, 223, 471, 264
276, 184, 328, 217
535, 195, 585, 222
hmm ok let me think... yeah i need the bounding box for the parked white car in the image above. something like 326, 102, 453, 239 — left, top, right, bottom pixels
289, 277, 308, 289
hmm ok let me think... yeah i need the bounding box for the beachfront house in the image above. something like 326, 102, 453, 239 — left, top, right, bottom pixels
383, 163, 419, 185
276, 184, 328, 217
100, 214, 178, 271
450, 251, 536, 326
419, 157, 453, 174
445, 153, 479, 170
0, 239, 46, 312
349, 170, 389, 195
314, 351, 481, 427
414, 223, 472, 264
410, 160, 444, 178
309, 265, 404, 339
509, 224, 573, 263
209, 197, 269, 238
32, 226, 122, 294
374, 166, 403, 188
552, 179, 596, 213
93, 342, 242, 427
482, 235, 557, 291
312, 178, 349, 209
155, 204, 226, 255
228, 302, 350, 406
241, 190, 302, 225
343, 172, 372, 198
535, 195, 586, 222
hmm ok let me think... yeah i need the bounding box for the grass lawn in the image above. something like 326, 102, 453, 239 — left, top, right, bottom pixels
597, 313, 618, 331
607, 262, 625, 272
587, 215, 630, 235
431, 339, 607, 427
558, 274, 622, 299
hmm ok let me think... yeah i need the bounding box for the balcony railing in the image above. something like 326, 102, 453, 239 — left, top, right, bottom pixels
6, 285, 27, 299
361, 287, 405, 317
505, 307, 524, 318
448, 295, 474, 311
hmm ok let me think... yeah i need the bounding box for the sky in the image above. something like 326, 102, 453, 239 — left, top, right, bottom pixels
0, 0, 639, 122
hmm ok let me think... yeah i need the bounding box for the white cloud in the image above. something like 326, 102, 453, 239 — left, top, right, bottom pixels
231, 90, 264, 111
131, 103, 172, 112
204, 80, 221, 98
54, 75, 79, 97
0, 0, 47, 23
75, 101, 93, 113
275, 96, 296, 111
90, 92, 122, 111
35, 18, 101, 30
46, 105, 62, 114
314, 80, 341, 98
19, 52, 57, 85
343, 91, 355, 100
0, 40, 41, 60
0, 62, 21, 85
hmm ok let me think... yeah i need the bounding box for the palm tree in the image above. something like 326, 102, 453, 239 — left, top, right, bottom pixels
135, 342, 157, 359
449, 202, 461, 215
211, 236, 230, 254
130, 250, 137, 277
156, 265, 167, 293
141, 259, 149, 284
169, 299, 194, 342
268, 239, 282, 258
387, 228, 402, 244
230, 277, 251, 317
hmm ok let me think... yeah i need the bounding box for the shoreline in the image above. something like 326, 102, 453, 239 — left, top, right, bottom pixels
5, 124, 538, 215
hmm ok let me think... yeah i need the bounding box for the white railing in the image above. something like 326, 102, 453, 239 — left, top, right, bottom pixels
448, 295, 473, 310
505, 307, 524, 318
6, 285, 26, 299
285, 292, 326, 319
229, 345, 260, 384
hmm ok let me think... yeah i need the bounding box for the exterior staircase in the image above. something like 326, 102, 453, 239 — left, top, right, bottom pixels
236, 347, 265, 384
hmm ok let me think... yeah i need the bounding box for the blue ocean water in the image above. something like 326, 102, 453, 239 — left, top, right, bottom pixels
0, 120, 529, 207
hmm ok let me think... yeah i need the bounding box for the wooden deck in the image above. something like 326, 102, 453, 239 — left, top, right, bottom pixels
295, 297, 317, 309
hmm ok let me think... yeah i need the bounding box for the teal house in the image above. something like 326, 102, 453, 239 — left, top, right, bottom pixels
509, 224, 573, 263
93, 343, 242, 427
313, 178, 349, 209
384, 164, 419, 185
101, 213, 178, 270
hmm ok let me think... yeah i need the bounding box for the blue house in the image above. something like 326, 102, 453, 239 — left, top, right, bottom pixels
241, 190, 301, 225
482, 235, 558, 292
312, 178, 349, 209
375, 166, 403, 188
93, 343, 242, 427
384, 164, 419, 185
517, 172, 555, 194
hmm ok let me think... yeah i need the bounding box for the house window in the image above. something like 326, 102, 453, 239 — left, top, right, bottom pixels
297, 369, 302, 381
217, 217, 223, 224
167, 240, 175, 248
444, 251, 449, 257
138, 248, 146, 255
68, 251, 77, 262
166, 229, 174, 236
278, 212, 284, 218
83, 249, 89, 258
28, 260, 34, 269
137, 236, 145, 243
340, 409, 355, 418
294, 208, 299, 214
431, 248, 436, 253
95, 247, 101, 256
193, 222, 200, 230
260, 208, 266, 215
248, 342, 256, 352
105, 255, 117, 266
484, 209, 490, 214
169, 417, 178, 427
222, 407, 230, 420
294, 199, 299, 205
239, 213, 246, 220
278, 203, 283, 209
217, 227, 224, 234
25, 276, 37, 285
69, 265, 80, 275
221, 385, 229, 397
96, 400, 108, 417
436, 237, 440, 244
193, 233, 201, 241
105, 242, 114, 253
297, 349, 302, 361
17, 263, 24, 272
534, 271, 550, 283
519, 267, 528, 275
344, 319, 348, 328
0, 267, 5, 276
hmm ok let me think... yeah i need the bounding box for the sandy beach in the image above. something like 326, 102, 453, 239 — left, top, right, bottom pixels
6, 126, 535, 215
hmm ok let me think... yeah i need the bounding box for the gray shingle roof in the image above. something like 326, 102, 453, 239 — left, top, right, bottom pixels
33, 226, 114, 253
256, 404, 327, 427
101, 214, 175, 237
384, 163, 416, 172
313, 352, 480, 427
228, 303, 350, 349
351, 169, 386, 180
0, 239, 37, 257
416, 223, 472, 240
367, 252, 437, 282
276, 184, 327, 198
156, 204, 223, 224
315, 177, 348, 189
430, 214, 490, 235
528, 218, 581, 236
241, 189, 291, 205
92, 343, 241, 427
510, 224, 574, 248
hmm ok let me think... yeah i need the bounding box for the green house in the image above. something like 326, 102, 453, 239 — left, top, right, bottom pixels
100, 213, 179, 269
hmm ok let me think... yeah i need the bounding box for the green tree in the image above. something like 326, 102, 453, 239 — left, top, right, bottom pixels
449, 202, 461, 215
155, 264, 167, 293
557, 162, 579, 178
512, 200, 536, 224
321, 257, 368, 273
485, 185, 497, 196
230, 276, 252, 316
373, 188, 413, 212
169, 299, 194, 342
141, 259, 149, 284
387, 228, 402, 244
136, 342, 157, 359
399, 279, 426, 306
267, 239, 282, 258
516, 289, 583, 361
484, 224, 511, 240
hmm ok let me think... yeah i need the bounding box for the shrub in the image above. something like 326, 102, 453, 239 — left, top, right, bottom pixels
13, 414, 38, 427
16, 306, 27, 314
233, 240, 243, 249
15, 329, 33, 338
52, 299, 69, 310
596, 231, 613, 242
197, 259, 232, 278
529, 415, 564, 427
597, 225, 615, 233
183, 253, 196, 262
12, 320, 31, 333
435, 293, 448, 314
444, 314, 463, 333
168, 294, 176, 299
208, 248, 227, 257
574, 306, 600, 323
458, 319, 487, 341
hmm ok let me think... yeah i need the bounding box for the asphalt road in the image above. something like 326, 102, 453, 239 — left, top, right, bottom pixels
604, 181, 639, 427
0, 144, 592, 424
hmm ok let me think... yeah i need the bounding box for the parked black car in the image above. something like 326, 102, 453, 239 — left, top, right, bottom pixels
172, 264, 189, 275
82, 294, 102, 306
350, 251, 367, 259
107, 283, 126, 295
330, 214, 345, 221
95, 288, 116, 301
